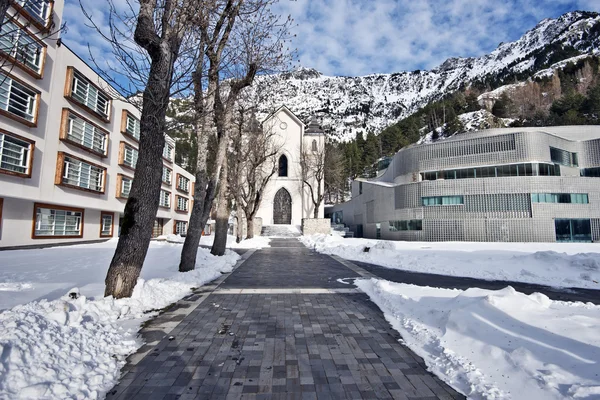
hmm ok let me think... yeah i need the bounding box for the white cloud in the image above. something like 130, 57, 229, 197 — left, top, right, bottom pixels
62, 0, 600, 78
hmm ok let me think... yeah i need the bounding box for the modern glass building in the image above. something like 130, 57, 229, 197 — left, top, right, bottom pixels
329, 126, 600, 242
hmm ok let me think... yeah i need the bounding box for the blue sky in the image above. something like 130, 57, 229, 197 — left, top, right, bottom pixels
62, 0, 600, 77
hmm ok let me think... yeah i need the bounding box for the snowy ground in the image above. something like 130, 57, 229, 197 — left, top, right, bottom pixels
300, 235, 600, 290
357, 279, 600, 400
0, 237, 248, 399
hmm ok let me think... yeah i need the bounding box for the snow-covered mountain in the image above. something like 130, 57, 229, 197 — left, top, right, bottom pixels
249, 11, 600, 142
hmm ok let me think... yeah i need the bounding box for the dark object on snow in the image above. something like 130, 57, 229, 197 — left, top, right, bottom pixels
168, 336, 175, 341
69, 292, 79, 299
363, 247, 370, 253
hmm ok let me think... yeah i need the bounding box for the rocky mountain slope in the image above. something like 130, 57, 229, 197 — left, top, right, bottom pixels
247, 11, 600, 141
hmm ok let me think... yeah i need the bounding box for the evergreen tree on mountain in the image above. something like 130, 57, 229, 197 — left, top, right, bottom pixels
492, 93, 514, 118
362, 132, 380, 173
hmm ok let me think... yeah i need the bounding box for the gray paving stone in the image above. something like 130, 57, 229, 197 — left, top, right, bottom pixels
107, 239, 464, 400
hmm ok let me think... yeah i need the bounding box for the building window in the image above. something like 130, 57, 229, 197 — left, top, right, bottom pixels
0, 20, 46, 76
0, 71, 39, 125
152, 218, 164, 238
56, 152, 106, 193
0, 129, 34, 177
119, 142, 138, 169
33, 203, 84, 238
159, 190, 170, 208
100, 212, 114, 237
162, 166, 172, 185
176, 174, 190, 192
420, 162, 560, 181
550, 147, 578, 167
555, 219, 591, 242
12, 0, 53, 29
580, 167, 600, 177
65, 67, 111, 121
278, 154, 288, 177
531, 193, 589, 204
121, 110, 140, 141
163, 142, 174, 162
116, 174, 132, 199
312, 139, 317, 151
389, 220, 422, 231
176, 195, 189, 212
174, 221, 187, 236
60, 109, 108, 156
422, 196, 464, 206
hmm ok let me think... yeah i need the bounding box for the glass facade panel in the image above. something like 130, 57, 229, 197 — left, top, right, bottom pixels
421, 162, 559, 182
422, 196, 464, 206
389, 220, 422, 231
550, 147, 578, 167
531, 193, 589, 204
555, 219, 591, 242
581, 167, 600, 177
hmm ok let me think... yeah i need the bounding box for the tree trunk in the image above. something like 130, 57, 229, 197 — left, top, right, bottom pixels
247, 218, 255, 239
211, 155, 229, 256
236, 204, 244, 243
179, 70, 215, 272
105, 54, 172, 298
179, 171, 208, 272
313, 204, 319, 219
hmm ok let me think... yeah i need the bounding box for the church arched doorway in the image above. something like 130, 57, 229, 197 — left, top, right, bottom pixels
273, 188, 292, 224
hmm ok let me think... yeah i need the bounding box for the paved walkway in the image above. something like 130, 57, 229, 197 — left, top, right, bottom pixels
107, 239, 464, 400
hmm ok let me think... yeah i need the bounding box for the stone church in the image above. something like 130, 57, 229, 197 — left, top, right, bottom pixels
254, 106, 325, 227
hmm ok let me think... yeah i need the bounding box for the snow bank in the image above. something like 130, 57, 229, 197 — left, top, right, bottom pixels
0, 241, 239, 399
300, 235, 600, 289
357, 279, 600, 400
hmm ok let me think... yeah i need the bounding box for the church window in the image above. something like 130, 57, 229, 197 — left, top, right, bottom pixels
278, 155, 288, 177
312, 139, 317, 151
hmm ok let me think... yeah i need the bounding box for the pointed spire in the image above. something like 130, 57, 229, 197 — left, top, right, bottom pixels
305, 117, 324, 135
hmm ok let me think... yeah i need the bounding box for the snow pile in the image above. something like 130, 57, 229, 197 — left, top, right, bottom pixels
0, 241, 239, 399
300, 235, 600, 289
357, 279, 600, 400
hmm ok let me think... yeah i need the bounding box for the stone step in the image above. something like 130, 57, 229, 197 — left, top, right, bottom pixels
260, 224, 302, 237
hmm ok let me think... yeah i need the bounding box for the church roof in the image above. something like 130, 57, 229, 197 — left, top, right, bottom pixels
262, 105, 305, 128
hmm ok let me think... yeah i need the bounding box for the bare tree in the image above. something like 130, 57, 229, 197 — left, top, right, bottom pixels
229, 105, 280, 240
0, 0, 9, 28
300, 125, 326, 219
103, 0, 195, 298
180, 0, 292, 266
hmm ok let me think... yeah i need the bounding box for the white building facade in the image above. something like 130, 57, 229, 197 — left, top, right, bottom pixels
0, 0, 195, 249
254, 106, 325, 226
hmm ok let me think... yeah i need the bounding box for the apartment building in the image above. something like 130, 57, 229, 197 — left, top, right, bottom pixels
0, 0, 196, 248
330, 126, 600, 243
